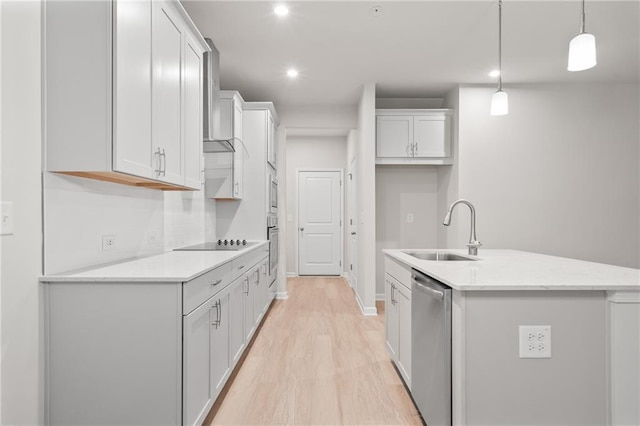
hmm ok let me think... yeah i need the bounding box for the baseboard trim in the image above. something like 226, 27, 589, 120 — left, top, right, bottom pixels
286, 272, 297, 278
276, 291, 289, 300
376, 292, 385, 301
355, 291, 378, 316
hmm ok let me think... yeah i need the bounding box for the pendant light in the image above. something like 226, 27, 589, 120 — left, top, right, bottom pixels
490, 0, 508, 116
568, 0, 597, 71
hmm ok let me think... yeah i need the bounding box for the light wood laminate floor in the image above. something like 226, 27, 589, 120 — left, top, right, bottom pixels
206, 276, 422, 425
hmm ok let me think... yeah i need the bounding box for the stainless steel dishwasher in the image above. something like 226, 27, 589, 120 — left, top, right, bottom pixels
411, 269, 452, 426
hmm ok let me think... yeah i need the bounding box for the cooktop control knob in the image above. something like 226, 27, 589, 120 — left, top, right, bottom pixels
242, 239, 247, 246
217, 239, 222, 245
236, 239, 242, 246
230, 240, 235, 245
223, 240, 228, 246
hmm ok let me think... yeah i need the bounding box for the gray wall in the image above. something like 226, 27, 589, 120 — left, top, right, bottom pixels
375, 166, 440, 298
0, 1, 42, 423
285, 135, 347, 274
445, 84, 640, 268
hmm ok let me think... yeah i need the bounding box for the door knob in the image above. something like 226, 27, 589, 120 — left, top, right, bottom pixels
299, 227, 304, 231
350, 232, 356, 236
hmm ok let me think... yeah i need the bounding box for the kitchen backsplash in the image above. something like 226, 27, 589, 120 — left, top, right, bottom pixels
43, 173, 215, 275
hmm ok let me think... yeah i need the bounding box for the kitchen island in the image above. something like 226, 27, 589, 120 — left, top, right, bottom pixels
383, 249, 640, 426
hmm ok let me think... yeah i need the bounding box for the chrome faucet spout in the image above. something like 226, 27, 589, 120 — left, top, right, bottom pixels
443, 199, 482, 256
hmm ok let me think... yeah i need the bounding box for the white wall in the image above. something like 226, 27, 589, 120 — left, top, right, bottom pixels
450, 84, 640, 268
376, 166, 440, 298
277, 104, 357, 131
43, 175, 214, 274
0, 1, 42, 423
285, 135, 347, 274
356, 83, 377, 314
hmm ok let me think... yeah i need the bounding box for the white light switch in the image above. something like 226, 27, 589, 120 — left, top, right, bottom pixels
407, 213, 414, 223
1, 202, 14, 236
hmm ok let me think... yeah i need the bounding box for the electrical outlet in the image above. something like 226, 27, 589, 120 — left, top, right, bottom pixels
102, 235, 116, 252
0, 202, 14, 236
519, 325, 551, 358
407, 213, 414, 223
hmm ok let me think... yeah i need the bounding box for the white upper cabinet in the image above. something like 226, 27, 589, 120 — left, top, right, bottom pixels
45, 0, 208, 191
152, 0, 184, 186
376, 109, 453, 165
183, 30, 205, 189
113, 0, 154, 179
267, 112, 277, 169
205, 91, 244, 200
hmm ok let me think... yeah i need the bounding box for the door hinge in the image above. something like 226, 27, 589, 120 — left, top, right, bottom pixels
350, 264, 352, 271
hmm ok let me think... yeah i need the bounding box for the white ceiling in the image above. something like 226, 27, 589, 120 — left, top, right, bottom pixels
182, 1, 640, 108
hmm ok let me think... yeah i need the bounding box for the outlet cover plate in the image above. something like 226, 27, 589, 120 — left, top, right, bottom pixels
519, 325, 551, 358
1, 202, 14, 236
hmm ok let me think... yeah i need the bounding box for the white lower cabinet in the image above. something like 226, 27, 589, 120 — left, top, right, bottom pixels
229, 276, 246, 365
384, 270, 412, 388
44, 246, 273, 426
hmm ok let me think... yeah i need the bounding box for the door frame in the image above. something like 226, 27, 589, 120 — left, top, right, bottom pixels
295, 168, 344, 276
347, 157, 357, 289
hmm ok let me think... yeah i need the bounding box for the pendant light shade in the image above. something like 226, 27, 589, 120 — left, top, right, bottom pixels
568, 32, 597, 71
490, 0, 508, 116
491, 90, 509, 116
568, 0, 597, 71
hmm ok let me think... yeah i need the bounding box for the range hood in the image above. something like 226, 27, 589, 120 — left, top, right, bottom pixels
203, 38, 235, 153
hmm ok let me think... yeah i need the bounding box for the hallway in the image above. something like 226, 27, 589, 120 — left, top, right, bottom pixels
206, 276, 422, 425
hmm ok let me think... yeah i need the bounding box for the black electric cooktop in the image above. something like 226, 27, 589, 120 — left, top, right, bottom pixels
174, 240, 258, 251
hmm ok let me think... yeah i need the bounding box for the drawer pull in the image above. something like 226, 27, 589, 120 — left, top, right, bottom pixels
238, 265, 245, 270
210, 279, 222, 287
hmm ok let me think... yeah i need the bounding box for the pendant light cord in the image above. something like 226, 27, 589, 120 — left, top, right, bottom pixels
580, 0, 586, 33
498, 0, 503, 91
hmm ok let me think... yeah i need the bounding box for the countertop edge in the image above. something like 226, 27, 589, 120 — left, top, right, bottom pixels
40, 241, 269, 283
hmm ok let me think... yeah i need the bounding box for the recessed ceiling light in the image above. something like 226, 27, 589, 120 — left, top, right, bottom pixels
287, 68, 298, 78
489, 70, 501, 78
274, 5, 289, 17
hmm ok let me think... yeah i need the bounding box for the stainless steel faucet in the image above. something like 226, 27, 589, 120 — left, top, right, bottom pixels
443, 199, 482, 256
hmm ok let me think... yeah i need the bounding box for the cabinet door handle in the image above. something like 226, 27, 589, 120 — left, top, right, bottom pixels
154, 148, 162, 175
413, 142, 418, 157
217, 300, 222, 326
244, 277, 249, 295
238, 265, 245, 270
160, 149, 166, 176
211, 302, 220, 328
211, 279, 222, 287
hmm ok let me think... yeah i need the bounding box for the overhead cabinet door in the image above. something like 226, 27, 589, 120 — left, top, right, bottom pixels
113, 0, 154, 179
153, 0, 184, 186
183, 33, 204, 189
413, 115, 449, 158
376, 115, 413, 157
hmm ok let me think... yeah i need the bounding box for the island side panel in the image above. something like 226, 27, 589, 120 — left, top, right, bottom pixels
461, 290, 607, 426
45, 282, 183, 426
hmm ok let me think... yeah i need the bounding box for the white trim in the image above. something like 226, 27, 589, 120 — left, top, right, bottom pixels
285, 272, 297, 278
355, 291, 377, 316
275, 292, 289, 300
607, 291, 640, 304
376, 292, 385, 301
295, 168, 344, 276
452, 290, 466, 426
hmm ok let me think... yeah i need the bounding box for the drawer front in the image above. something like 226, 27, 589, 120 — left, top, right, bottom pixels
183, 261, 233, 314
231, 248, 264, 281
385, 255, 412, 290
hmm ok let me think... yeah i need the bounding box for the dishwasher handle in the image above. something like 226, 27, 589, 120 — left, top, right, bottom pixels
412, 273, 445, 301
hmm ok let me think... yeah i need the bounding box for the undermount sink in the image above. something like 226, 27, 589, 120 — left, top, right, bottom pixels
403, 251, 478, 261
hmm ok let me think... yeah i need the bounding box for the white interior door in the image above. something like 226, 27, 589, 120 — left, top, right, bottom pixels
348, 158, 357, 287
298, 170, 342, 276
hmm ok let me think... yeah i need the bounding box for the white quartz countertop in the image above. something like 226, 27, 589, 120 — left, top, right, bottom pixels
383, 249, 640, 291
41, 242, 268, 283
